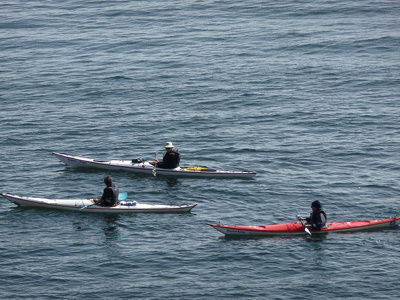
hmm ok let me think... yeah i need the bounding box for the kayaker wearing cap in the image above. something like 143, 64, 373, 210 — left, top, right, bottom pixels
150, 141, 180, 169
298, 200, 327, 230
94, 176, 120, 207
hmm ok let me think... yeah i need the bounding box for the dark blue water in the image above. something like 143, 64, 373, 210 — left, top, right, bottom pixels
1, 1, 400, 299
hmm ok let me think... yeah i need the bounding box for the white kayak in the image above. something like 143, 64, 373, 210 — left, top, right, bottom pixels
52, 152, 257, 179
1, 193, 197, 213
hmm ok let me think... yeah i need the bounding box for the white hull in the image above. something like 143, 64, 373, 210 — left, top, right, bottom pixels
1, 193, 197, 213
52, 152, 256, 179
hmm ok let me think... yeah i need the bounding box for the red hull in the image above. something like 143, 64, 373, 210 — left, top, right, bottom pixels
209, 217, 400, 236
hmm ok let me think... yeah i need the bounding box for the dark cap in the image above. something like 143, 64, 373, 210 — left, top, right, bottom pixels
311, 200, 322, 208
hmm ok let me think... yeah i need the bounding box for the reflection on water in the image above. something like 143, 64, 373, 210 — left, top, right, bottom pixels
99, 214, 122, 257
165, 177, 180, 189
305, 234, 328, 243
153, 176, 181, 190
304, 234, 329, 266
71, 213, 126, 257
56, 166, 182, 190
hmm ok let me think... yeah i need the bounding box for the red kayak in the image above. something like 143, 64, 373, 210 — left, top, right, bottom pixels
209, 217, 400, 237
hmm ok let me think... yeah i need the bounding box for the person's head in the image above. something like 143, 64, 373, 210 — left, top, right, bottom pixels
165, 141, 174, 152
104, 176, 113, 187
311, 200, 322, 211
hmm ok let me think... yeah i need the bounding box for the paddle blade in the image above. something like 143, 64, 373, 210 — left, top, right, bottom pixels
296, 209, 312, 235
118, 192, 128, 201
305, 227, 312, 236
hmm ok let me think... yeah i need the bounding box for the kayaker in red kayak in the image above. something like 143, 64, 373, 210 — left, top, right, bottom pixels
298, 200, 327, 230
150, 141, 181, 169
93, 176, 120, 207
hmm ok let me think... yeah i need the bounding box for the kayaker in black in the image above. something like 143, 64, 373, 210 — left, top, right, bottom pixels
94, 176, 119, 207
150, 141, 180, 169
299, 200, 327, 231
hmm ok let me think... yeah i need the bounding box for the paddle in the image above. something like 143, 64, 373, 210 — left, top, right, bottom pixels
80, 192, 128, 209
152, 151, 158, 177
296, 209, 312, 236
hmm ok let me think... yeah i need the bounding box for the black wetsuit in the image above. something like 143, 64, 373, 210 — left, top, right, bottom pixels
306, 209, 327, 230
100, 185, 120, 207
156, 150, 180, 169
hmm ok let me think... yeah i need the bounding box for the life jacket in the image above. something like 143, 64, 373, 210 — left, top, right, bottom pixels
310, 209, 327, 230
158, 150, 180, 169
102, 185, 119, 206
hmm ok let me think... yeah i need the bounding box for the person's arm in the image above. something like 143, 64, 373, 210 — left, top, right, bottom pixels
150, 153, 164, 166
93, 188, 107, 204
299, 213, 312, 222
99, 188, 113, 202
149, 159, 159, 165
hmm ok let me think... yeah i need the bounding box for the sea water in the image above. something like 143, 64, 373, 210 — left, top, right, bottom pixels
1, 1, 399, 299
